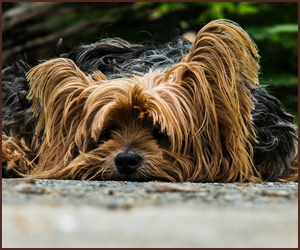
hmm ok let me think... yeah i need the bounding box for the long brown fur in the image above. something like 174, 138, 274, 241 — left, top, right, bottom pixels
3, 20, 297, 182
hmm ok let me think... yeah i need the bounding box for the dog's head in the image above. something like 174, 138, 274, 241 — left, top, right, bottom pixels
26, 20, 261, 182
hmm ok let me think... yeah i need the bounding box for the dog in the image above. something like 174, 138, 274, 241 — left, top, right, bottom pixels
2, 20, 298, 182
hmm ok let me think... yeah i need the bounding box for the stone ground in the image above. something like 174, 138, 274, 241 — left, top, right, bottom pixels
2, 179, 298, 248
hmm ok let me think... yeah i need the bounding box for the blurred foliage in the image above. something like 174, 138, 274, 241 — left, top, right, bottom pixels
3, 2, 298, 124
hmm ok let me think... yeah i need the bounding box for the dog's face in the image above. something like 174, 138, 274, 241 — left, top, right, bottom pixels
67, 72, 195, 182
26, 20, 263, 182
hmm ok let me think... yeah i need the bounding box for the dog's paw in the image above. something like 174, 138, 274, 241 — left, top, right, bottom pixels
2, 134, 34, 177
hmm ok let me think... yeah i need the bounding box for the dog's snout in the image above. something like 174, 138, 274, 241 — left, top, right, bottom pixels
115, 151, 142, 175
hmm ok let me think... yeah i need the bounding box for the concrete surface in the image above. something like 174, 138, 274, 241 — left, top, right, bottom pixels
2, 179, 298, 248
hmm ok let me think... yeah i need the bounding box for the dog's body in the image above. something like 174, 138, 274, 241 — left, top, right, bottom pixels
2, 20, 298, 182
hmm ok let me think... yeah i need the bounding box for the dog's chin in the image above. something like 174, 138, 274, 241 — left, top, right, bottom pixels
99, 173, 175, 182
79, 155, 183, 182
88, 164, 170, 182
103, 172, 153, 182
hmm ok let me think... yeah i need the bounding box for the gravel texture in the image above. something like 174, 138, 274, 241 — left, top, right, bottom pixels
2, 179, 298, 248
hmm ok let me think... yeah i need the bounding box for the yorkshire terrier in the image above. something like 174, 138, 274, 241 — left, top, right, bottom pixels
2, 20, 298, 182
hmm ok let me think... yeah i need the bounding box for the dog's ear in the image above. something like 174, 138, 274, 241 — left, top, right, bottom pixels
27, 59, 104, 151
27, 58, 93, 130
92, 70, 107, 81
26, 58, 109, 173
165, 20, 261, 182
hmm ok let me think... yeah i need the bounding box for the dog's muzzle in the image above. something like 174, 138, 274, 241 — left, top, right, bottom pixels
114, 151, 142, 175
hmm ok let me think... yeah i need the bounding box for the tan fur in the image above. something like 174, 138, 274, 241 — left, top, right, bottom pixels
2, 134, 35, 175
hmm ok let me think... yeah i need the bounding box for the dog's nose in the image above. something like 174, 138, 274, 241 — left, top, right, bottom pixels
115, 151, 142, 175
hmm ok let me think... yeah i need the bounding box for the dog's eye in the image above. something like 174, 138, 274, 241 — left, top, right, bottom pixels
100, 128, 111, 141
152, 124, 169, 140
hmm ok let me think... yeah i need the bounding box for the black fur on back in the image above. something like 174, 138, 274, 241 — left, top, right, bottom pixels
2, 60, 32, 133
61, 37, 192, 79
251, 85, 298, 181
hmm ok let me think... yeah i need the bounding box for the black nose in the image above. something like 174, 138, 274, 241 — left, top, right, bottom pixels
114, 151, 142, 175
